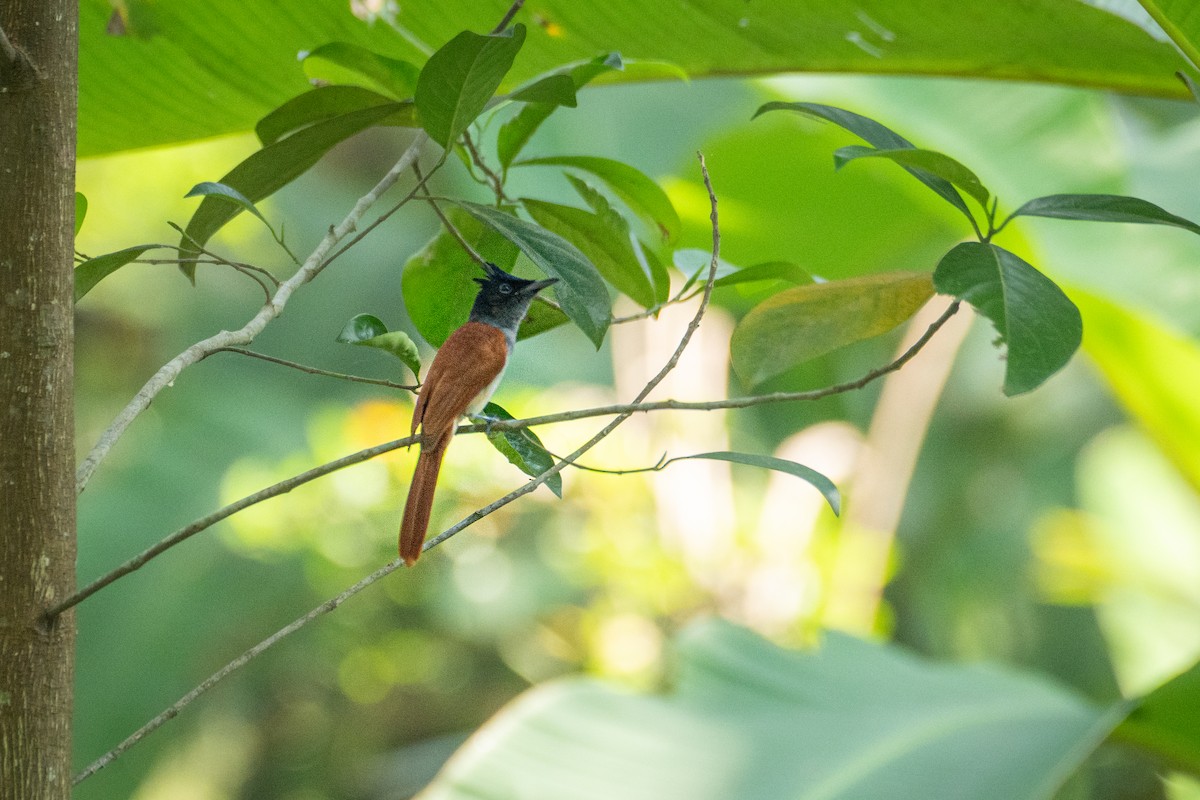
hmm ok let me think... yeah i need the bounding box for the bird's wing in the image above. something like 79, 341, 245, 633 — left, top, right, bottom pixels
411, 321, 509, 446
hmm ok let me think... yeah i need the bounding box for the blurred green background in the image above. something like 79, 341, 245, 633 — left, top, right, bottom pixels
71, 8, 1200, 799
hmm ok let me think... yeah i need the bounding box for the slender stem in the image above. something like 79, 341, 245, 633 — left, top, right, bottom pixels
415, 164, 489, 267
210, 347, 418, 391
491, 0, 526, 34
461, 129, 508, 203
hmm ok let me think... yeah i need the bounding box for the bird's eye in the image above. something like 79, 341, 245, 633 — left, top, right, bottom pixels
498, 284, 513, 295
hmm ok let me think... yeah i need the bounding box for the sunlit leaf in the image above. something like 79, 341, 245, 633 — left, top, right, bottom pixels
1135, 1, 1200, 74
179, 103, 404, 276
834, 145, 990, 210
256, 85, 415, 146
731, 271, 935, 386
756, 101, 971, 219
415, 24, 526, 149
300, 41, 419, 98
74, 192, 87, 236
1010, 194, 1200, 235
1116, 658, 1200, 774
934, 242, 1081, 396
336, 313, 421, 378
522, 197, 656, 309
517, 155, 681, 242
497, 53, 622, 169
481, 402, 562, 498
448, 200, 611, 348
74, 245, 162, 302
420, 618, 1117, 800
712, 261, 813, 290
679, 451, 840, 515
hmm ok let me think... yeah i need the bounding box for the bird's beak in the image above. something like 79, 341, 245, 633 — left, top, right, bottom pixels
527, 277, 559, 294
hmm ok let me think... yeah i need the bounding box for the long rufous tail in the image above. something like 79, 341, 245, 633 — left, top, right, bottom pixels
399, 439, 449, 565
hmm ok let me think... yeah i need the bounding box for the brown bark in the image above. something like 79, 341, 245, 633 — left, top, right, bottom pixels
0, 2, 78, 798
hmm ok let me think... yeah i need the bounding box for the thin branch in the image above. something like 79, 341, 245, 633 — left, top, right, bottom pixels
414, 164, 489, 267
72, 151, 720, 784
461, 129, 509, 203
209, 347, 418, 391
491, 0, 526, 34
75, 131, 429, 495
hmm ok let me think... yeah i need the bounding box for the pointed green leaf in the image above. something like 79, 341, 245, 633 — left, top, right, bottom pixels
448, 200, 611, 348
1010, 194, 1200, 235
934, 242, 1081, 396
680, 451, 840, 516
74, 192, 87, 236
256, 86, 415, 146
74, 245, 162, 302
336, 313, 421, 378
300, 42, 419, 99
482, 402, 562, 498
713, 261, 813, 290
834, 145, 990, 210
517, 155, 681, 242
415, 24, 526, 149
731, 271, 935, 386
508, 74, 577, 106
638, 240, 671, 305
185, 181, 271, 228
179, 103, 405, 275
401, 207, 520, 347
523, 197, 656, 309
755, 101, 970, 218
496, 53, 622, 169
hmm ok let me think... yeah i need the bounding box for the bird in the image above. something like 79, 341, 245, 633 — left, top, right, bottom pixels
399, 261, 558, 565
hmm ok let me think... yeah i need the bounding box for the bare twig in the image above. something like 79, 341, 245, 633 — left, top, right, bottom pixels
75, 131, 429, 495
491, 0, 526, 34
461, 130, 509, 203
414, 164, 489, 267
209, 347, 419, 391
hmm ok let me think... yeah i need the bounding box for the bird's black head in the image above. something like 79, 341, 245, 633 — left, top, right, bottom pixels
468, 262, 558, 337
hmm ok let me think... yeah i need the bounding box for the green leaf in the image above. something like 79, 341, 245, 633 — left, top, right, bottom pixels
481, 402, 562, 498
934, 242, 1082, 396
401, 207, 521, 348
414, 24, 526, 149
1135, 1, 1200, 74
638, 240, 672, 305
522, 197, 656, 309
255, 85, 415, 146
178, 103, 403, 275
336, 313, 421, 378
448, 200, 611, 348
517, 155, 681, 242
731, 271, 935, 386
517, 300, 571, 340
74, 192, 87, 236
1116, 658, 1200, 773
496, 53, 623, 170
300, 42, 419, 99
834, 145, 990, 210
421, 618, 1118, 800
508, 74, 577, 106
679, 452, 840, 516
1010, 194, 1200, 235
712, 261, 813, 290
74, 245, 162, 302
185, 181, 271, 228
756, 102, 971, 219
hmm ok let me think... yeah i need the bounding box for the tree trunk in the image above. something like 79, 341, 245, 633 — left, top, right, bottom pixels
0, 2, 78, 798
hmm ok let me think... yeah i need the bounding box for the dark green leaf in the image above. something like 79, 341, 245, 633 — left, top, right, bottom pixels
834, 145, 990, 210
680, 451, 840, 516
415, 24, 526, 149
74, 245, 161, 302
518, 300, 571, 340
402, 207, 520, 347
74, 192, 87, 236
179, 103, 404, 276
496, 53, 622, 169
731, 271, 935, 386
934, 242, 1081, 396
301, 41, 419, 99
422, 618, 1115, 800
336, 313, 421, 378
508, 74, 577, 106
638, 240, 671, 305
518, 155, 681, 242
712, 261, 813, 290
185, 181, 271, 227
448, 200, 611, 348
1010, 194, 1200, 235
523, 197, 656, 309
256, 86, 415, 146
755, 101, 970, 218
481, 402, 562, 498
